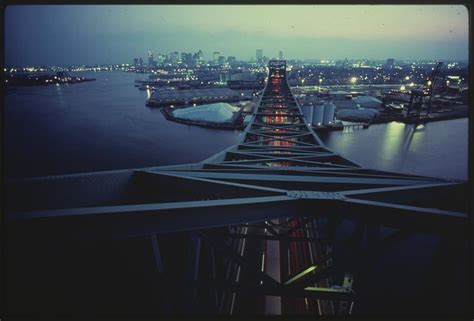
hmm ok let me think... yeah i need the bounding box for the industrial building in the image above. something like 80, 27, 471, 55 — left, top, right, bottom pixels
353, 95, 383, 109
146, 88, 254, 107
336, 108, 379, 122
171, 103, 241, 123
301, 101, 336, 126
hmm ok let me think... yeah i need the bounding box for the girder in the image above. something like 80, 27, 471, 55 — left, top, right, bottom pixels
6, 59, 467, 233
5, 59, 467, 316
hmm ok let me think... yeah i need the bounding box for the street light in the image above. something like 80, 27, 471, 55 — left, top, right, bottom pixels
350, 77, 357, 84
319, 78, 322, 92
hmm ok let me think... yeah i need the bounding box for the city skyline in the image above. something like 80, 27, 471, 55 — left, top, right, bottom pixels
5, 5, 469, 66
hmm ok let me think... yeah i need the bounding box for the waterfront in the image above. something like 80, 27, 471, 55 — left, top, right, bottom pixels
5, 71, 467, 181
4, 70, 468, 315
4, 71, 241, 178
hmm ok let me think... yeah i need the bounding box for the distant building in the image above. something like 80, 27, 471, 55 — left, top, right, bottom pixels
196, 50, 204, 64
343, 57, 349, 69
170, 52, 179, 65
148, 51, 155, 67
227, 80, 264, 90
218, 56, 225, 65
213, 52, 220, 64
227, 56, 237, 65
181, 52, 188, 65
147, 87, 254, 107
229, 72, 255, 81
156, 54, 165, 64
133, 58, 140, 68
186, 53, 194, 66
256, 49, 263, 65
138, 58, 143, 67
279, 51, 284, 60
385, 58, 395, 69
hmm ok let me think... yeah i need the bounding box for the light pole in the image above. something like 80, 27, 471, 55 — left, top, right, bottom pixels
319, 78, 322, 92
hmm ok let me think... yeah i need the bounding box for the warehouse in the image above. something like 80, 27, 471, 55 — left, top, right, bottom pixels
147, 88, 254, 107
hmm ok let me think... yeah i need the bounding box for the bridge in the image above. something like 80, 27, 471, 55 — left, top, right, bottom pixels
5, 60, 468, 316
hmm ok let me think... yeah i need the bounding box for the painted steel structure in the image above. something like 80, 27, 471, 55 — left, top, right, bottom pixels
5, 60, 468, 316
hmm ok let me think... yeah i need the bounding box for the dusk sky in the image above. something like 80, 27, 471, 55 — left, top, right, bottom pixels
5, 5, 469, 66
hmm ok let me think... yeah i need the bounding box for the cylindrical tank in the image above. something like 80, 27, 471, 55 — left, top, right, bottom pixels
312, 105, 324, 126
323, 102, 335, 125
301, 106, 313, 125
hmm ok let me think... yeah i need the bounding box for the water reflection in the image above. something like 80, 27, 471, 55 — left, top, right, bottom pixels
321, 119, 467, 180
380, 122, 405, 165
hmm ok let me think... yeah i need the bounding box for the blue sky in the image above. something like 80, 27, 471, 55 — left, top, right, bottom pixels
4, 5, 469, 66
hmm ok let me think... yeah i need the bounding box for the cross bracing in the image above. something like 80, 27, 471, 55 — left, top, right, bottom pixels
5, 60, 468, 316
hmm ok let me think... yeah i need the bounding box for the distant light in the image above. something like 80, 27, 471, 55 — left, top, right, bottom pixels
405, 76, 410, 80
427, 80, 432, 86
350, 77, 357, 84
409, 82, 415, 87
400, 85, 406, 91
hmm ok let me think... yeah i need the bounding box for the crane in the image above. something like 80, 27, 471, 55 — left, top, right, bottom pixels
406, 61, 443, 119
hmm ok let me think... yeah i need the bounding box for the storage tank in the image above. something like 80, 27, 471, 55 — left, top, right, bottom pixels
312, 105, 325, 126
323, 102, 335, 125
301, 105, 314, 125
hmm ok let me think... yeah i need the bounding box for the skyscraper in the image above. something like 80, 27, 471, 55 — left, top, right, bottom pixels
181, 52, 188, 65
279, 51, 284, 60
197, 50, 204, 64
185, 53, 194, 66
148, 51, 155, 67
213, 52, 220, 64
256, 49, 263, 65
218, 56, 225, 65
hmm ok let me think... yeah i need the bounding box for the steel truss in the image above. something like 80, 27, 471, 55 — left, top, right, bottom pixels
5, 60, 468, 316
